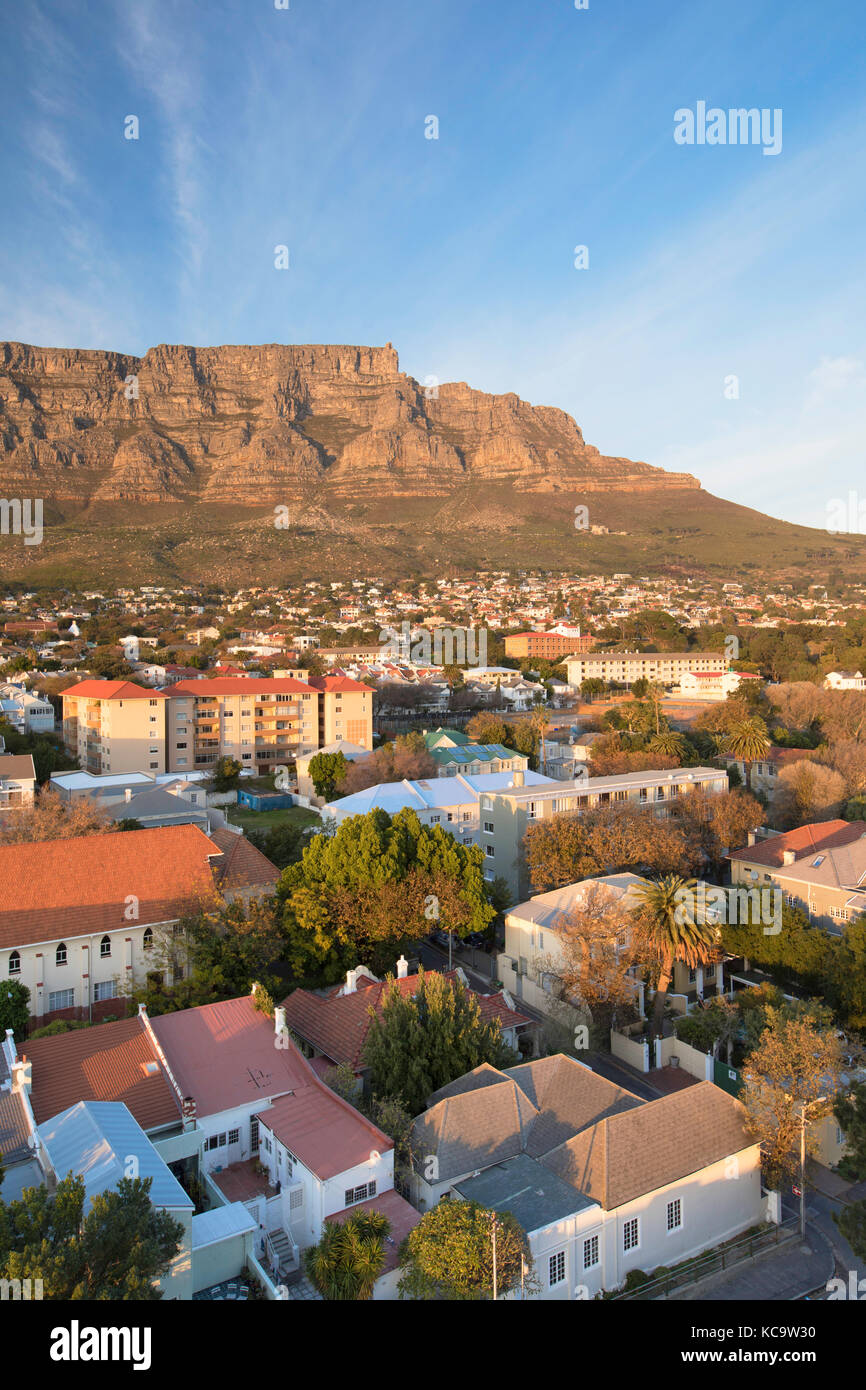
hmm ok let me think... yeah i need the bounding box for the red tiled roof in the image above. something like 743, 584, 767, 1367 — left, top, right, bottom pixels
728, 819, 866, 868
306, 676, 374, 694
0, 825, 225, 949
255, 1084, 391, 1181
208, 828, 280, 891
283, 971, 531, 1072
150, 995, 312, 1119
62, 680, 166, 700
24, 1016, 180, 1131
166, 678, 313, 696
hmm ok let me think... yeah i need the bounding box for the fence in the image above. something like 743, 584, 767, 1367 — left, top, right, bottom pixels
612, 1218, 798, 1300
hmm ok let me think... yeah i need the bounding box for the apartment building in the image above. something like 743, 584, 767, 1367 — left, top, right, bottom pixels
61, 679, 168, 775
166, 677, 319, 773
729, 820, 866, 934
565, 650, 729, 688
504, 628, 594, 660
307, 675, 374, 751
480, 766, 729, 900
62, 675, 374, 776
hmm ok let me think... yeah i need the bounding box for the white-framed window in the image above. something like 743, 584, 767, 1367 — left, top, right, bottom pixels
583, 1234, 599, 1269
228, 1128, 240, 1145
56, 942, 67, 966
8, 950, 20, 975
93, 979, 117, 1002
48, 988, 74, 1012
484, 821, 494, 833
666, 1199, 682, 1232
548, 1250, 566, 1286
100, 935, 111, 958
206, 1132, 228, 1152
623, 1217, 639, 1252
344, 1181, 376, 1207
143, 927, 153, 950
485, 845, 495, 857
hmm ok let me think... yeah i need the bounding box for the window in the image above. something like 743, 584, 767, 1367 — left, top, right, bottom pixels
56, 942, 67, 966
143, 927, 153, 950
94, 980, 116, 1002
583, 1235, 599, 1269
549, 1250, 566, 1286
623, 1217, 639, 1252
485, 844, 495, 857
344, 1181, 376, 1206
250, 1117, 260, 1153
484, 821, 494, 833
100, 935, 111, 958
228, 1128, 240, 1145
666, 1199, 682, 1232
206, 1132, 228, 1152
48, 988, 74, 1012
8, 950, 20, 975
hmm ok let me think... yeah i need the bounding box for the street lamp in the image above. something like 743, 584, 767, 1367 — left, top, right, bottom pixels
792, 1093, 827, 1240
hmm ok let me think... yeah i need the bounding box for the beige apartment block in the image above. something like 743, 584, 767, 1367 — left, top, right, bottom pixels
565, 651, 728, 688
166, 677, 320, 774
729, 820, 866, 935
482, 766, 730, 901
61, 680, 168, 775
308, 675, 374, 751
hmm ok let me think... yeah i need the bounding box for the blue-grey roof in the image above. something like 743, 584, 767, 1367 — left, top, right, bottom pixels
37, 1100, 193, 1212
326, 769, 555, 818
454, 1153, 595, 1231
192, 1202, 257, 1249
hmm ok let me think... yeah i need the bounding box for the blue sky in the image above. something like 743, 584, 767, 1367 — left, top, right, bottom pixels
1, 0, 864, 528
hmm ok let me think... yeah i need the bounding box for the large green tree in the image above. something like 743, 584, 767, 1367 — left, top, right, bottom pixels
362, 968, 516, 1114
0, 980, 31, 1039
308, 750, 349, 800
398, 1201, 532, 1301
276, 808, 495, 983
0, 1175, 183, 1299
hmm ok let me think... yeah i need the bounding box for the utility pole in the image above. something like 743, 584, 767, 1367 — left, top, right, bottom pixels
797, 1094, 826, 1240
491, 1215, 498, 1302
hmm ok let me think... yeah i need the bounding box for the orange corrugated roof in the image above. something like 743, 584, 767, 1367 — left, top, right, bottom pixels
729, 819, 865, 867
0, 825, 224, 949
306, 676, 374, 693
24, 1016, 180, 1131
62, 680, 166, 700
166, 678, 313, 695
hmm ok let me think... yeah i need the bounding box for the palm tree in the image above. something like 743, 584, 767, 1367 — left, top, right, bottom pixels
647, 730, 687, 759
724, 716, 771, 791
306, 1210, 390, 1300
632, 874, 719, 1036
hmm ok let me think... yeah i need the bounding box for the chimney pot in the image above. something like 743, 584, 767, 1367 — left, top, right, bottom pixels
274, 1005, 287, 1035
396, 955, 408, 979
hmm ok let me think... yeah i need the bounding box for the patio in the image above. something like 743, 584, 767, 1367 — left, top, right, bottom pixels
210, 1158, 274, 1204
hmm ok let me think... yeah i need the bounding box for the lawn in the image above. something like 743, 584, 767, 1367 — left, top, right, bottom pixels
226, 805, 321, 831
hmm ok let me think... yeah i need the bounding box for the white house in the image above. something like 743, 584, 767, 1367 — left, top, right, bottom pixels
824, 670, 866, 691
412, 1055, 767, 1299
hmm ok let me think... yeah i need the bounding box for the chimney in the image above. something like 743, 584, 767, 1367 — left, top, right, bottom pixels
748, 830, 757, 847
125, 787, 133, 803
274, 1005, 287, 1035
513, 769, 524, 787
344, 969, 357, 995
396, 955, 408, 979
782, 849, 796, 866
12, 1056, 32, 1094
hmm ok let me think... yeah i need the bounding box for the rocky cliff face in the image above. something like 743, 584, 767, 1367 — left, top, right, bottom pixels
0, 340, 700, 508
